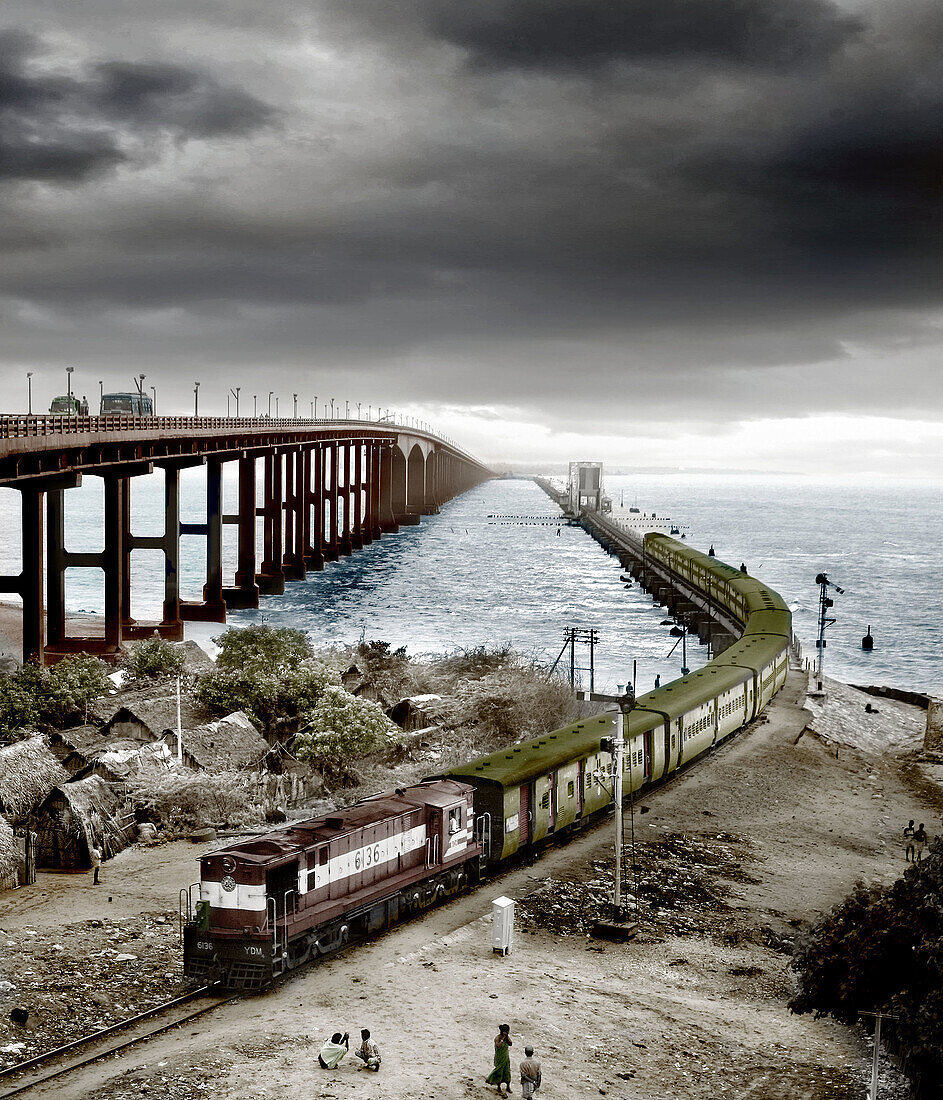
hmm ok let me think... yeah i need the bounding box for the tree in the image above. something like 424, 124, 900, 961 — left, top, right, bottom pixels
120, 635, 186, 688
0, 656, 110, 736
294, 686, 397, 773
790, 841, 943, 1092
195, 625, 337, 734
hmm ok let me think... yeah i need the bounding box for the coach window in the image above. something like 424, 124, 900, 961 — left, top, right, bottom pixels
448, 807, 461, 834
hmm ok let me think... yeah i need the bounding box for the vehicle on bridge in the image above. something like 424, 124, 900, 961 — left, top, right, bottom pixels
180, 535, 791, 990
100, 392, 154, 415
49, 395, 89, 415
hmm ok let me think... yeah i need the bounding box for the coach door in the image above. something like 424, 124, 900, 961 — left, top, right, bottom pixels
266, 861, 298, 919
427, 809, 442, 866
547, 771, 557, 833
519, 784, 531, 845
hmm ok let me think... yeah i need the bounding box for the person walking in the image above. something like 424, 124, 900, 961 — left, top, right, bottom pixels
89, 845, 102, 885
904, 820, 916, 862
486, 1024, 512, 1095
914, 823, 929, 861
520, 1045, 542, 1098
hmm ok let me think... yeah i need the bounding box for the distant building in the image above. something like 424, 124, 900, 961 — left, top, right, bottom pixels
567, 462, 604, 513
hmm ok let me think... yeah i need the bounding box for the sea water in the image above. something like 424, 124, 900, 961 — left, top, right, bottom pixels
0, 473, 938, 695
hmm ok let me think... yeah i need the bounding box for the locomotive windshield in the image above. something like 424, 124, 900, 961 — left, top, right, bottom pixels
100, 392, 154, 415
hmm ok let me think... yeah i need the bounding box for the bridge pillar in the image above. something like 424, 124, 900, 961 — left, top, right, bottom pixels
162, 465, 183, 630
282, 448, 306, 580
337, 442, 353, 556
20, 488, 45, 663
367, 444, 383, 540
257, 453, 285, 594
404, 444, 424, 523
305, 444, 325, 570
179, 459, 226, 623
45, 489, 66, 652
379, 446, 399, 533
323, 443, 339, 561
103, 475, 127, 651
351, 443, 365, 549
423, 450, 440, 515
224, 457, 260, 609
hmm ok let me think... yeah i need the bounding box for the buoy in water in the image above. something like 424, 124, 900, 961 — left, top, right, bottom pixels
862, 626, 874, 651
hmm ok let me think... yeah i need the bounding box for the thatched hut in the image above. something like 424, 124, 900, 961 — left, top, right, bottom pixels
72, 740, 174, 783
0, 820, 19, 891
33, 776, 135, 870
340, 664, 389, 707
158, 711, 268, 772
0, 736, 67, 821
387, 693, 453, 732
100, 696, 210, 744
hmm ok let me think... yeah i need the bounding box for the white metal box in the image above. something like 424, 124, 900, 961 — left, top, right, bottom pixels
491, 895, 515, 955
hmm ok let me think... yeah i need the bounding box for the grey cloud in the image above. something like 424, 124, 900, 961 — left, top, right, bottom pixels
0, 29, 274, 183
348, 0, 863, 70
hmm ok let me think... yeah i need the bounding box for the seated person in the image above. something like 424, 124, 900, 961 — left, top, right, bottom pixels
356, 1028, 381, 1070
319, 1031, 349, 1069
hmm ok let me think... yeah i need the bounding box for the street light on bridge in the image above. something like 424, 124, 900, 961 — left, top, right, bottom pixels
98, 380, 103, 409
253, 394, 257, 417
275, 395, 279, 418
151, 386, 156, 414
66, 366, 74, 411
329, 398, 334, 418
26, 372, 32, 415
293, 393, 298, 419
194, 381, 200, 416
230, 387, 240, 417
345, 400, 349, 419
268, 391, 273, 417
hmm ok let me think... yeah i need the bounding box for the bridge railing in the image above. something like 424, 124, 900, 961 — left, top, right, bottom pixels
0, 414, 461, 452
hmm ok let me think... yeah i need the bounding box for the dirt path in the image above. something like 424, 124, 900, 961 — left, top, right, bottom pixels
4, 669, 938, 1099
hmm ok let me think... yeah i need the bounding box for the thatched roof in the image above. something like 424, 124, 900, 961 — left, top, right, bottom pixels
178, 640, 215, 676
340, 664, 389, 707
38, 776, 134, 861
0, 736, 68, 820
88, 686, 211, 729
100, 696, 210, 742
388, 694, 456, 730
160, 710, 268, 772
73, 740, 174, 782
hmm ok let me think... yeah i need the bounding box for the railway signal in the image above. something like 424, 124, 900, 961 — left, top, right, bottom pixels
813, 572, 844, 692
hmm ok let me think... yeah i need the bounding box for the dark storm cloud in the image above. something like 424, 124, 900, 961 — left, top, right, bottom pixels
0, 29, 273, 182
417, 0, 863, 70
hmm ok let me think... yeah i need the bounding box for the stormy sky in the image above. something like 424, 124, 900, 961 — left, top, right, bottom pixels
1, 0, 941, 475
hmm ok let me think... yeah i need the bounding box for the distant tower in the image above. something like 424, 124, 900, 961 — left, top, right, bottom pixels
568, 461, 604, 513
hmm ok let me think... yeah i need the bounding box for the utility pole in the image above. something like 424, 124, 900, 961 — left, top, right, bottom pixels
553, 627, 601, 690
814, 572, 844, 692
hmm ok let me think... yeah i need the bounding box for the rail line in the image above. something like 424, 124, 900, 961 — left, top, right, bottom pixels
0, 986, 234, 1097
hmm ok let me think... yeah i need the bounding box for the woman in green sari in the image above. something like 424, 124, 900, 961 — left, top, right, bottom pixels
486, 1024, 512, 1095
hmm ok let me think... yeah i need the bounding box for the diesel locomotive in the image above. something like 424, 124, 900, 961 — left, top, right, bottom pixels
181, 534, 792, 989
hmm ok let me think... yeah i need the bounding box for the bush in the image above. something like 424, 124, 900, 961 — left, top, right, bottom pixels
294, 686, 397, 775
195, 625, 337, 734
127, 768, 263, 833
790, 841, 943, 1092
120, 636, 186, 688
0, 656, 110, 736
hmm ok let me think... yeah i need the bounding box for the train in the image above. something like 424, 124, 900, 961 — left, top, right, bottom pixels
180, 533, 792, 989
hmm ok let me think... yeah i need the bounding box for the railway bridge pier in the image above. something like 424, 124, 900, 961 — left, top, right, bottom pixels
0, 416, 491, 664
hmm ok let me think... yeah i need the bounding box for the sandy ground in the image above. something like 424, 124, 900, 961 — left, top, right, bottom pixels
0, 667, 937, 1099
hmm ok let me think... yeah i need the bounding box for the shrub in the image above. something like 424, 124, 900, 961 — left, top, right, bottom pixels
790, 841, 943, 1092
0, 656, 110, 736
120, 636, 186, 688
195, 625, 337, 733
294, 686, 397, 776
127, 768, 263, 833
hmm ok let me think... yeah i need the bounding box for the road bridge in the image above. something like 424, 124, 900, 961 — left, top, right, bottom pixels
0, 415, 491, 664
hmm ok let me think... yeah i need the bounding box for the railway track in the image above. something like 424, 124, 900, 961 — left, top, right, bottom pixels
0, 986, 234, 1098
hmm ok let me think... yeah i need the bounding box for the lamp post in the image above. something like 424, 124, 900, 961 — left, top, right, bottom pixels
98, 380, 103, 408
329, 398, 334, 418
66, 366, 74, 412
151, 386, 156, 414
26, 372, 32, 415
268, 391, 273, 417
230, 387, 240, 417
275, 395, 279, 418
194, 381, 200, 416
357, 401, 361, 420
253, 394, 257, 417
345, 400, 349, 419
293, 393, 298, 419
313, 396, 317, 419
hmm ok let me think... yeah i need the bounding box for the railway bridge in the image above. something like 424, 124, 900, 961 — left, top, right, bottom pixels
0, 415, 491, 664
